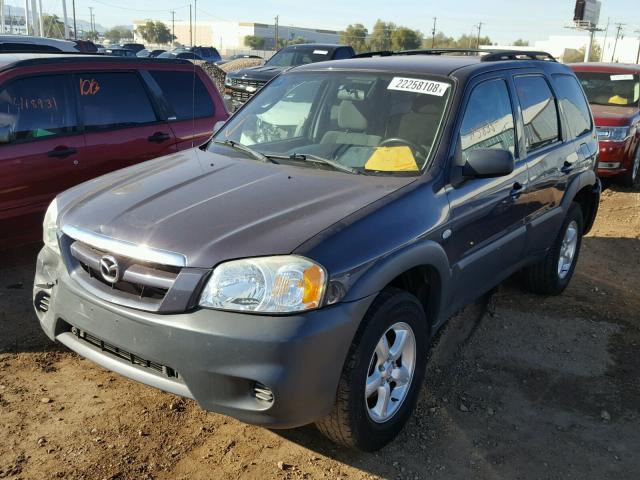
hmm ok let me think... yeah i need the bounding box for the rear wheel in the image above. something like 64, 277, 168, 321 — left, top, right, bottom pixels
619, 147, 640, 188
315, 289, 428, 451
523, 202, 584, 295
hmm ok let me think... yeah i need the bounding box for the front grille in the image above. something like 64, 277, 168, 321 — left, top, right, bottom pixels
71, 326, 179, 379
69, 240, 179, 306
231, 78, 266, 102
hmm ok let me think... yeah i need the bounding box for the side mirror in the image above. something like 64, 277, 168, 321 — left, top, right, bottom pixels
0, 125, 12, 144
462, 148, 514, 179
212, 120, 226, 135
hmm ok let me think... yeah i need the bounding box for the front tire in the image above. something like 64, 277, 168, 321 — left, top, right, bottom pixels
523, 202, 584, 295
619, 147, 640, 188
315, 289, 428, 451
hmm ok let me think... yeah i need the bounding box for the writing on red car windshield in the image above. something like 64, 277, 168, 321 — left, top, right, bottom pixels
80, 78, 101, 96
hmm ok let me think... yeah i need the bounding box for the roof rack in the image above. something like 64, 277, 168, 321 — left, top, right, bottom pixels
353, 48, 557, 62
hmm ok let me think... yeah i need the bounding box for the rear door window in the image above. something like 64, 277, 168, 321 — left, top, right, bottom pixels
552, 74, 592, 139
150, 70, 215, 120
76, 72, 158, 131
514, 75, 560, 152
459, 79, 516, 163
0, 74, 77, 142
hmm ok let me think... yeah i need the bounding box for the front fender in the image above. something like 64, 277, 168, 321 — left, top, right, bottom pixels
342, 240, 452, 328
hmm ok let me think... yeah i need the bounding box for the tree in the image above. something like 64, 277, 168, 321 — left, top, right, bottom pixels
513, 38, 530, 46
82, 30, 99, 42
105, 26, 133, 43
340, 23, 368, 53
135, 21, 175, 45
42, 14, 65, 39
368, 20, 394, 51
391, 27, 423, 51
563, 41, 601, 63
244, 35, 265, 49
286, 37, 309, 46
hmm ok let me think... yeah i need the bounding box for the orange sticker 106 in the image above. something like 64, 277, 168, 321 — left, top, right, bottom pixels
80, 78, 100, 96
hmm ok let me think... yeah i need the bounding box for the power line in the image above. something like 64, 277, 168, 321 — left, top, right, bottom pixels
431, 17, 437, 48
475, 22, 483, 49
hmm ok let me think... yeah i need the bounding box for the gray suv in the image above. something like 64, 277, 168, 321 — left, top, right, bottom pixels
33, 49, 600, 451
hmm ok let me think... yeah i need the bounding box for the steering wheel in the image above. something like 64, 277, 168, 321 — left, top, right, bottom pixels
378, 138, 429, 159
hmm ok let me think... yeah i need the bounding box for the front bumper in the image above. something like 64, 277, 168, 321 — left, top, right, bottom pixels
597, 140, 633, 177
33, 246, 374, 428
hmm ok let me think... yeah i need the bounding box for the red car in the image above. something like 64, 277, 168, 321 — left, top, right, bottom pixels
0, 54, 228, 248
570, 63, 640, 187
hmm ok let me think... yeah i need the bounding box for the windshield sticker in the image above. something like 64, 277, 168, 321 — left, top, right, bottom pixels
611, 74, 634, 81
388, 77, 449, 96
313, 49, 329, 55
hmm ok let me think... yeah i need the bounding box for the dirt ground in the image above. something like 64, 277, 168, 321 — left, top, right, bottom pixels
1, 183, 638, 480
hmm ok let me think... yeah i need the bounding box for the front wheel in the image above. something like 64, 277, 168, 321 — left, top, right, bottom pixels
619, 147, 640, 188
315, 289, 428, 451
522, 202, 584, 295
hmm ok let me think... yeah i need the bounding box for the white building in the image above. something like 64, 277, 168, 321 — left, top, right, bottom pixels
133, 19, 340, 53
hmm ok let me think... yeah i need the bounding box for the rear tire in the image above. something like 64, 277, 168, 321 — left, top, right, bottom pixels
315, 288, 428, 451
619, 147, 640, 188
522, 202, 584, 295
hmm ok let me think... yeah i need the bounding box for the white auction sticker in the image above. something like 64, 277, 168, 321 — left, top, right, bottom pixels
313, 49, 329, 55
388, 77, 450, 96
611, 74, 634, 81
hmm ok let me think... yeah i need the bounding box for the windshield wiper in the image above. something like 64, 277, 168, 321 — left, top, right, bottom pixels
212, 140, 277, 164
272, 153, 358, 174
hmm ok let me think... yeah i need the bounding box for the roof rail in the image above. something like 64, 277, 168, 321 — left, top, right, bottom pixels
352, 48, 557, 62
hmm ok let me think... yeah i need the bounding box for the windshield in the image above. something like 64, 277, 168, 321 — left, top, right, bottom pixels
575, 71, 640, 107
210, 71, 452, 175
265, 47, 332, 68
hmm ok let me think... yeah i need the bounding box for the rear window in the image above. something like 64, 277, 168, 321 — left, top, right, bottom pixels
0, 75, 77, 142
77, 72, 157, 130
0, 43, 62, 53
514, 75, 560, 152
150, 70, 215, 120
553, 74, 592, 139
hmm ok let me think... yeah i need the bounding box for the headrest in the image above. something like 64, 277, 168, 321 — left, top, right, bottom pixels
338, 101, 368, 130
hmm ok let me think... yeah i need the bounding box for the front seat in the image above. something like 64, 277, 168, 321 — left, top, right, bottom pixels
321, 101, 381, 147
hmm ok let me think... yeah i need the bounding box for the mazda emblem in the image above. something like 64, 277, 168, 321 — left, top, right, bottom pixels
99, 255, 120, 284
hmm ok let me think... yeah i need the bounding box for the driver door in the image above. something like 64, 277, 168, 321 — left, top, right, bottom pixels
444, 75, 529, 310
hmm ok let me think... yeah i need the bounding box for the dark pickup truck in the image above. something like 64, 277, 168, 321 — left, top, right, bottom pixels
34, 49, 600, 451
224, 43, 355, 107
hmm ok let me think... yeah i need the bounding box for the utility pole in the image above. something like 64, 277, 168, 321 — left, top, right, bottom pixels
88, 6, 93, 33
635, 30, 640, 64
193, 0, 196, 45
274, 15, 279, 49
38, 0, 43, 37
30, 0, 37, 35
72, 0, 76, 39
431, 17, 437, 48
475, 22, 483, 49
23, 0, 28, 35
189, 4, 192, 46
0, 0, 4, 35
62, 0, 69, 38
611, 23, 624, 62
600, 17, 609, 61
170, 10, 175, 47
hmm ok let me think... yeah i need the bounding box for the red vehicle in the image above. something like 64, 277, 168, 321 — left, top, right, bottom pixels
570, 63, 640, 187
0, 54, 228, 248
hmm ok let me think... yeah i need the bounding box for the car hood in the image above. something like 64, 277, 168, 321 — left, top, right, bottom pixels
57, 148, 415, 268
228, 65, 288, 82
591, 104, 639, 127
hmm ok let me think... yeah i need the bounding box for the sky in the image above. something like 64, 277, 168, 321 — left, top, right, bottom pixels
9, 0, 640, 44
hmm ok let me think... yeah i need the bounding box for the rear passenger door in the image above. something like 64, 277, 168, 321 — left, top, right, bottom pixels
512, 73, 577, 255
76, 71, 177, 179
445, 75, 529, 310
146, 70, 219, 150
0, 74, 84, 245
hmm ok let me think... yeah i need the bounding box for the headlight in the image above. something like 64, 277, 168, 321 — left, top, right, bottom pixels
224, 76, 232, 87
43, 198, 60, 254
597, 126, 631, 142
199, 256, 327, 313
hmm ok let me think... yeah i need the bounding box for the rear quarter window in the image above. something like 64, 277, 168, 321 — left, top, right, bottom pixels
150, 70, 215, 120
552, 74, 592, 139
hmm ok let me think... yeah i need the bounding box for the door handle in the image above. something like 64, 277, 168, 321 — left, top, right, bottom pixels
148, 132, 171, 143
510, 182, 524, 198
561, 161, 575, 174
47, 147, 78, 158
